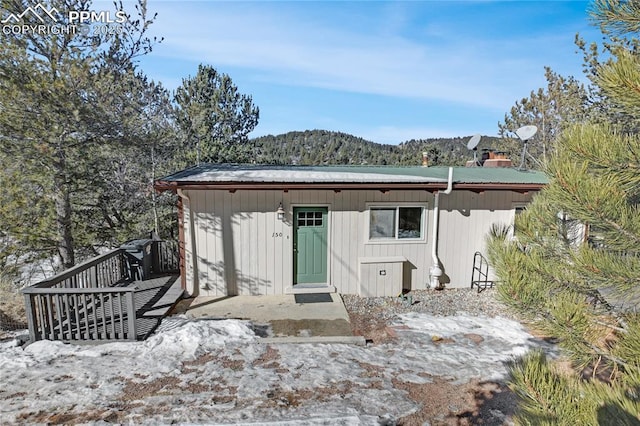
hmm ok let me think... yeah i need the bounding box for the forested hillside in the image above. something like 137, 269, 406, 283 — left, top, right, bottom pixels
252, 130, 511, 166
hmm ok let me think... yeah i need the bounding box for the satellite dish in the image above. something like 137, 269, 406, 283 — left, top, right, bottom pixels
515, 125, 538, 170
467, 134, 481, 150
515, 125, 538, 142
466, 134, 482, 166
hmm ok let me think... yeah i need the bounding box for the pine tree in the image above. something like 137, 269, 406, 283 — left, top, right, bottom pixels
488, 1, 640, 423
0, 0, 164, 271
499, 67, 589, 166
174, 64, 260, 165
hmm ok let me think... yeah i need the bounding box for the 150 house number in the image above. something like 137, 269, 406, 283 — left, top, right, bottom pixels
272, 232, 283, 238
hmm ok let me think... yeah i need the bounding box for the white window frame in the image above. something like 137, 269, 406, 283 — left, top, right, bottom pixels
365, 203, 428, 244
511, 202, 528, 237
513, 202, 528, 217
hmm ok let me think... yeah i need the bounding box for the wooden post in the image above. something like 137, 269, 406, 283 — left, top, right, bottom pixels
125, 290, 136, 341
94, 263, 99, 288
45, 295, 55, 340
23, 294, 38, 343
151, 240, 160, 274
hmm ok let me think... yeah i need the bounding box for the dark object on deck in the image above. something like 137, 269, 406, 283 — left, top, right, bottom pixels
471, 251, 495, 292
121, 239, 154, 281
294, 293, 333, 304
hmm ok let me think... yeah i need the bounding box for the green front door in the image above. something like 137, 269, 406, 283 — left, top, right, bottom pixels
293, 207, 328, 285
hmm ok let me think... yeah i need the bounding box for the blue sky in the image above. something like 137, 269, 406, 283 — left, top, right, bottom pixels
136, 1, 599, 144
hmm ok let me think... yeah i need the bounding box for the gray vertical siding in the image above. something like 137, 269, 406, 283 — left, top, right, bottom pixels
181, 188, 533, 296
439, 190, 533, 287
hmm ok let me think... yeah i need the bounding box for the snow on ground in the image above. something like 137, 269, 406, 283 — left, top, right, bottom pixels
0, 313, 549, 425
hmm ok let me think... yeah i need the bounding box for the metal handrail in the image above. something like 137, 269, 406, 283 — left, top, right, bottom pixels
471, 251, 495, 292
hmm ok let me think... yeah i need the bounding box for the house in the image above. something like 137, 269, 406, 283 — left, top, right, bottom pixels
154, 164, 548, 298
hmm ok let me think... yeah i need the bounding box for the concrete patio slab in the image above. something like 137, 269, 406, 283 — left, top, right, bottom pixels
176, 293, 355, 339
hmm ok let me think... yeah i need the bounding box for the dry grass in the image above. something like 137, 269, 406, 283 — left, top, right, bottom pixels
0, 278, 27, 332
349, 307, 518, 425
348, 309, 396, 344
394, 377, 517, 426
16, 408, 122, 425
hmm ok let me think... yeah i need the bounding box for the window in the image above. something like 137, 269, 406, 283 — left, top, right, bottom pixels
399, 207, 422, 239
513, 203, 526, 229
369, 206, 425, 241
297, 211, 323, 227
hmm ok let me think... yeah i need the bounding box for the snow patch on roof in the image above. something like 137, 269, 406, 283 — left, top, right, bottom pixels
158, 164, 548, 186
185, 169, 447, 183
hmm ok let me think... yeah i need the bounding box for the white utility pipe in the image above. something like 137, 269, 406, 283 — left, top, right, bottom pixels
444, 166, 453, 195
429, 167, 453, 289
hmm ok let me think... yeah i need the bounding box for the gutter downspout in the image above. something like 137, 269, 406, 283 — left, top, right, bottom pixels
177, 189, 198, 295
429, 167, 453, 289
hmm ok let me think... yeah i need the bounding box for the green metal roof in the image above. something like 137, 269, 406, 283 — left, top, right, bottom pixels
159, 164, 548, 185
420, 166, 549, 185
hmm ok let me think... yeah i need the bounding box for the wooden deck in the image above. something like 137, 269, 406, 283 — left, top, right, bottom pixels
132, 274, 183, 340
23, 274, 183, 343
22, 241, 182, 343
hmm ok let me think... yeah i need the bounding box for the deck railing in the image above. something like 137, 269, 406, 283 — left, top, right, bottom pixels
153, 239, 180, 274
22, 240, 179, 343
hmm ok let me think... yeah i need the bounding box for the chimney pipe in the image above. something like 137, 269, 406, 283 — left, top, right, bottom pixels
421, 152, 428, 167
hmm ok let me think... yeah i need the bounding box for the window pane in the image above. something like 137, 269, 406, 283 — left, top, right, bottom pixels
514, 206, 526, 232
398, 207, 422, 239
370, 208, 396, 239
315, 219, 322, 226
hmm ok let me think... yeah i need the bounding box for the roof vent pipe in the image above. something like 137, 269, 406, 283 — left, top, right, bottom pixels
429, 167, 453, 289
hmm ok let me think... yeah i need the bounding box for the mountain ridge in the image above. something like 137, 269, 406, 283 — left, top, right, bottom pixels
251, 129, 516, 166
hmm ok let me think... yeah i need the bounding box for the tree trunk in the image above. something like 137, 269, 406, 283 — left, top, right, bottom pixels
151, 144, 160, 236
54, 144, 74, 269
54, 182, 75, 269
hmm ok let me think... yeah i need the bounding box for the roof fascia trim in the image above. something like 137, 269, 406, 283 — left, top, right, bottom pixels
154, 181, 546, 192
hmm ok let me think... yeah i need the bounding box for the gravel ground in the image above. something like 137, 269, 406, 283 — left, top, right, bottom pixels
341, 288, 520, 347
342, 288, 517, 324
342, 288, 525, 425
